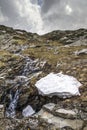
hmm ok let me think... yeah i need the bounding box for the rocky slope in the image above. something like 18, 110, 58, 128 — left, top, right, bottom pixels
0, 25, 87, 130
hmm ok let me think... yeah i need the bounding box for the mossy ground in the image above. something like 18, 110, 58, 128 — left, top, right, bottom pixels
22, 42, 87, 71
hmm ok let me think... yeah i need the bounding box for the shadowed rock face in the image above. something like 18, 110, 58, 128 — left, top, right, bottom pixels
0, 25, 87, 130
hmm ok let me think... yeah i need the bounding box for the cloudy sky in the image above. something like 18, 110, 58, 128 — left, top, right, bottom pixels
0, 0, 87, 34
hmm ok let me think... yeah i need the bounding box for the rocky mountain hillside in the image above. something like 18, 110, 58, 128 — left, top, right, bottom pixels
0, 25, 87, 130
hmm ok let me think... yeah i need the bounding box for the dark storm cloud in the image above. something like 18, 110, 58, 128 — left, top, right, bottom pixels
0, 0, 87, 34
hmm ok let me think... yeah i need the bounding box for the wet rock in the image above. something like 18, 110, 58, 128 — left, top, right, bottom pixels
17, 85, 38, 109
14, 76, 29, 86
6, 89, 19, 118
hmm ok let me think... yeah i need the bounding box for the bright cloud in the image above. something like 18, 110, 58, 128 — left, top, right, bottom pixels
0, 0, 87, 34
15, 0, 43, 34
65, 5, 72, 15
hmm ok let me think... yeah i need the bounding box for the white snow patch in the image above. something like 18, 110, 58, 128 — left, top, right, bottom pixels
35, 73, 82, 98
22, 105, 35, 117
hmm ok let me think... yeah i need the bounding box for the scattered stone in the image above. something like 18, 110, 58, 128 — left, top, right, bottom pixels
43, 103, 56, 112
75, 49, 87, 55
22, 105, 35, 117
55, 108, 78, 119
35, 109, 83, 130
29, 44, 36, 48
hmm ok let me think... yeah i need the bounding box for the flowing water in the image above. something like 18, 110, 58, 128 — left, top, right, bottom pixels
22, 57, 34, 76
6, 90, 19, 118
6, 56, 38, 118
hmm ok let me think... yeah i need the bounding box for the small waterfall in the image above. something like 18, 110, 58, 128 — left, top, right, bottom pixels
22, 57, 33, 76
6, 90, 19, 118
22, 57, 39, 76
6, 56, 39, 118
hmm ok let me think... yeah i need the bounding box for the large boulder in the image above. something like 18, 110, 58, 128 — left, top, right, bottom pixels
35, 73, 82, 98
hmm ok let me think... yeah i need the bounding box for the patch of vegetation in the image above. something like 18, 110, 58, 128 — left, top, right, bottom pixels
0, 61, 5, 68
13, 39, 27, 45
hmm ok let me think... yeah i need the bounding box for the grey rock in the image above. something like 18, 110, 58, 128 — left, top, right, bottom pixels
75, 49, 87, 55
22, 105, 35, 117
35, 109, 83, 130
43, 103, 56, 112
54, 108, 78, 119
0, 105, 4, 118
